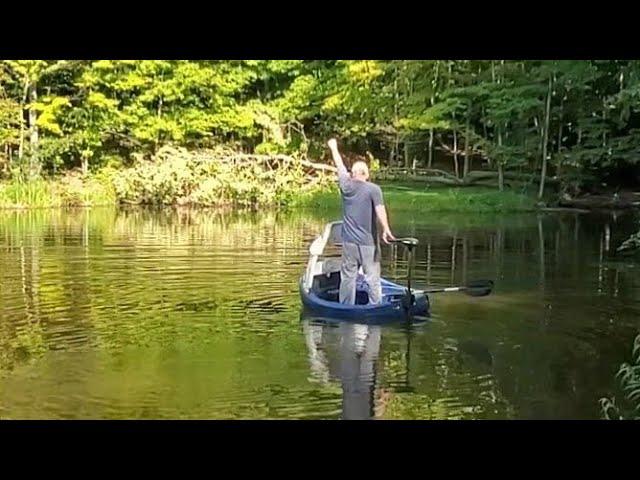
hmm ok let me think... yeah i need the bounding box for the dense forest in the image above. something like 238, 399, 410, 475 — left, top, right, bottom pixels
2, 60, 640, 205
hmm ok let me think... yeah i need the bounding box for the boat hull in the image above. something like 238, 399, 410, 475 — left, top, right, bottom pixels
299, 277, 430, 322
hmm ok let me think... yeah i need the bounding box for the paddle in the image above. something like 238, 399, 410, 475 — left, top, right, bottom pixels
416, 279, 494, 297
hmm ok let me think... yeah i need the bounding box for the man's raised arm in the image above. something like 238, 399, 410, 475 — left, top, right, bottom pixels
327, 138, 348, 177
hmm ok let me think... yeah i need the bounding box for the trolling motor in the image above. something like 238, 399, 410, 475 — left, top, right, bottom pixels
390, 237, 419, 313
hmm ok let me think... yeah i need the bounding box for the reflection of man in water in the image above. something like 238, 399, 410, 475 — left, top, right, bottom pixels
303, 320, 381, 420
340, 323, 381, 420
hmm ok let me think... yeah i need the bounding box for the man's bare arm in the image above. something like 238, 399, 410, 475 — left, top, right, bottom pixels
375, 204, 396, 244
327, 138, 347, 174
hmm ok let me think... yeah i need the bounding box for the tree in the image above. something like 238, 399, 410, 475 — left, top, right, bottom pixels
1, 60, 75, 177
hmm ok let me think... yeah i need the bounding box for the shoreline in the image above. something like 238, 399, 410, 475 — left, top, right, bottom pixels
2, 177, 632, 215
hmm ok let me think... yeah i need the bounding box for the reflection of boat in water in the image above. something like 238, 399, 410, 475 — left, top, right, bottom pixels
299, 221, 430, 322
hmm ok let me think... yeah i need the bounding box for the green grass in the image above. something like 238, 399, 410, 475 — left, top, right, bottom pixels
0, 175, 116, 209
291, 183, 538, 213
1, 175, 538, 214
0, 180, 55, 208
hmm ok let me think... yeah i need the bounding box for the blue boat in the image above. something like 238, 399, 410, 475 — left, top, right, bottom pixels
299, 221, 430, 322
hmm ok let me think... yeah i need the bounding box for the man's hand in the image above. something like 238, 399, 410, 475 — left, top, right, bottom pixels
327, 138, 338, 151
375, 205, 395, 244
382, 229, 396, 244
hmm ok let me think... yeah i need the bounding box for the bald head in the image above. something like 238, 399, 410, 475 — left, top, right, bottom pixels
351, 161, 369, 181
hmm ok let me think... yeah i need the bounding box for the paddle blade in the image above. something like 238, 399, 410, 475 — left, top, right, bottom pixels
464, 280, 494, 297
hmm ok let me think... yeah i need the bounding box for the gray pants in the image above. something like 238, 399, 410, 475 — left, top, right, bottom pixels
339, 242, 382, 305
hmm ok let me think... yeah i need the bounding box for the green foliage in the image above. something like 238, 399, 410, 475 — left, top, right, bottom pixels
2, 59, 640, 199
111, 146, 333, 207
600, 335, 640, 420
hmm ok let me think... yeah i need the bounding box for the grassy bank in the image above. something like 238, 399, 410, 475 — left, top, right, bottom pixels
2, 147, 537, 214
0, 174, 116, 209
292, 183, 538, 213
1, 177, 538, 213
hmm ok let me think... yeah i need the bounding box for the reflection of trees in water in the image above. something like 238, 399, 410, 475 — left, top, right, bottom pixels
381, 212, 638, 303
0, 210, 100, 372
375, 330, 513, 420
377, 212, 640, 418
0, 208, 328, 372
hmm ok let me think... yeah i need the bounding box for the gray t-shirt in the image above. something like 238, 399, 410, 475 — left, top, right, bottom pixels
338, 166, 384, 246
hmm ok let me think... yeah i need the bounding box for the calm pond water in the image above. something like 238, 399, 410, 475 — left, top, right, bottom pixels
0, 206, 639, 419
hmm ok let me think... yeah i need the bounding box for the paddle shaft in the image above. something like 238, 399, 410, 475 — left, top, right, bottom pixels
414, 280, 494, 296
419, 286, 469, 294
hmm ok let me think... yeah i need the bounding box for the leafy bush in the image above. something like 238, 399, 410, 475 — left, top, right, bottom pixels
112, 146, 333, 208
0, 171, 116, 208
600, 335, 640, 420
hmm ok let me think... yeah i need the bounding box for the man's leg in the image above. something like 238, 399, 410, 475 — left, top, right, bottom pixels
361, 245, 382, 304
339, 243, 359, 305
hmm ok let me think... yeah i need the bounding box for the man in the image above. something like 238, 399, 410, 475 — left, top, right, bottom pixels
327, 138, 395, 305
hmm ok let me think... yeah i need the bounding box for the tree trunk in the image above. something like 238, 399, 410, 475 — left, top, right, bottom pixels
155, 96, 163, 152
428, 63, 437, 170
556, 99, 563, 177
28, 82, 39, 178
393, 65, 400, 167
452, 129, 459, 179
463, 103, 471, 178
18, 80, 29, 165
394, 136, 400, 167
428, 129, 434, 168
538, 76, 552, 200
404, 141, 410, 169
602, 100, 607, 148
482, 108, 489, 166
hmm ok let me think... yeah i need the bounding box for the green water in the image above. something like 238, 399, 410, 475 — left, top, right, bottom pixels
0, 206, 639, 419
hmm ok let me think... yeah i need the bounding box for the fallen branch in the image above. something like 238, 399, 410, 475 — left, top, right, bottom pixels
299, 159, 336, 173
379, 167, 462, 183
375, 172, 464, 186
559, 194, 640, 210
540, 207, 591, 214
